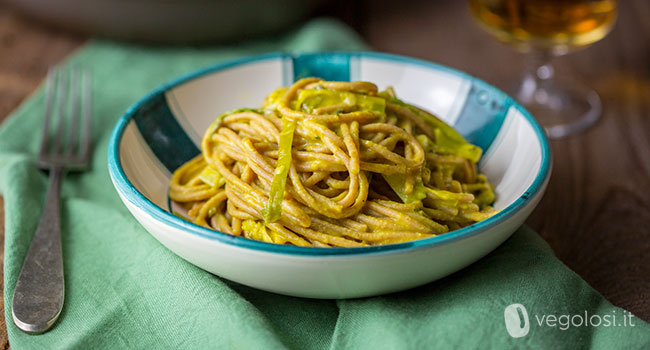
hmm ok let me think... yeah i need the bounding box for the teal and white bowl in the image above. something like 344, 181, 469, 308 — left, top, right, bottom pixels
108, 52, 551, 298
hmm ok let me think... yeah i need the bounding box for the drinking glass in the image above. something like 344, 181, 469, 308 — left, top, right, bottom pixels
469, 0, 618, 139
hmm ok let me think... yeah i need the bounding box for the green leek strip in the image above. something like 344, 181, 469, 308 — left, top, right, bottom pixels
261, 115, 296, 223
294, 89, 386, 114
263, 87, 288, 109
382, 173, 427, 204
474, 188, 495, 209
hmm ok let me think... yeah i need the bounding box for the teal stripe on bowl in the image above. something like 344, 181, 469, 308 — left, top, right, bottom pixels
453, 80, 510, 151
132, 93, 201, 172
292, 53, 350, 81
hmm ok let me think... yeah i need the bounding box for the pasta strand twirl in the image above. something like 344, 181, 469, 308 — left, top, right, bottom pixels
169, 79, 497, 247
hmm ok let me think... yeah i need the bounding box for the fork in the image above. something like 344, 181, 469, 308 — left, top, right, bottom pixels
11, 67, 92, 334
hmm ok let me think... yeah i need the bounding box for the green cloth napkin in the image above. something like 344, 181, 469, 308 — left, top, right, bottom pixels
1, 18, 648, 349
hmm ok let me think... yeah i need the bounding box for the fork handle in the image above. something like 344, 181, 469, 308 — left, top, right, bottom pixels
12, 166, 65, 334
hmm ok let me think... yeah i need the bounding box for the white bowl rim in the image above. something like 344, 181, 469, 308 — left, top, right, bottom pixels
107, 51, 552, 256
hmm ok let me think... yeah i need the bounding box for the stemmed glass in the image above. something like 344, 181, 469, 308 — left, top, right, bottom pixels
469, 0, 618, 139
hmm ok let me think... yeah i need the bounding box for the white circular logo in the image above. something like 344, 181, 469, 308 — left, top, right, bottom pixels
504, 303, 530, 338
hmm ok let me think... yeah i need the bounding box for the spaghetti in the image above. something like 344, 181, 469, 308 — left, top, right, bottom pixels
170, 78, 496, 247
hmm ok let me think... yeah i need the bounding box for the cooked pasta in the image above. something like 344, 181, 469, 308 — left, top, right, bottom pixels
169, 78, 496, 247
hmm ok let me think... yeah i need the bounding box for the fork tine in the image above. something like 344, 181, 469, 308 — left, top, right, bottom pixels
38, 69, 58, 158
65, 67, 81, 156
51, 70, 68, 156
80, 69, 92, 161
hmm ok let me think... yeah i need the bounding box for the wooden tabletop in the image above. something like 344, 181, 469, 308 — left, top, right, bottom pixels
0, 0, 648, 345
356, 0, 650, 321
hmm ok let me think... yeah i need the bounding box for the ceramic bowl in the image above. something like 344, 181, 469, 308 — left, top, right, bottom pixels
108, 52, 551, 298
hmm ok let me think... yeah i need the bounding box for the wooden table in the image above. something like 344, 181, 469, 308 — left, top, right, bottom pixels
0, 0, 648, 345
357, 0, 650, 321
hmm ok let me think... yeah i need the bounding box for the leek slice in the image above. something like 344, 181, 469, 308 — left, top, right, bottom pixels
198, 166, 225, 188
293, 89, 385, 114
261, 115, 296, 223
263, 87, 288, 110
382, 173, 427, 204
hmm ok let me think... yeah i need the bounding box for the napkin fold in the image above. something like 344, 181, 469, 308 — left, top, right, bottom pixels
1, 18, 648, 349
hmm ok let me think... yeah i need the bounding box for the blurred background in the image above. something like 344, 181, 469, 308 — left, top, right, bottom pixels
1, 0, 648, 332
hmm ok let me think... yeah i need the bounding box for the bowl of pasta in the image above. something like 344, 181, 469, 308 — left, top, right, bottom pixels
108, 52, 551, 298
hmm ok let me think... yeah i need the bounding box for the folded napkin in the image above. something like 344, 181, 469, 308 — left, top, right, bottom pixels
1, 18, 648, 349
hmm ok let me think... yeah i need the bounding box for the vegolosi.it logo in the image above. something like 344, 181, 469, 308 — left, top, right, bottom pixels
504, 304, 530, 337
504, 303, 636, 338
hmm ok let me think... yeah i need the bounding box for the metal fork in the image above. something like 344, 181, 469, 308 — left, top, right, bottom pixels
11, 67, 92, 334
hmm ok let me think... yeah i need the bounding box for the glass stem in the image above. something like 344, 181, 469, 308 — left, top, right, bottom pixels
514, 50, 602, 139
516, 51, 556, 107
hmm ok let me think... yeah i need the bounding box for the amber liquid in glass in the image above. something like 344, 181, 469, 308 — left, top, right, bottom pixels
469, 0, 617, 52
